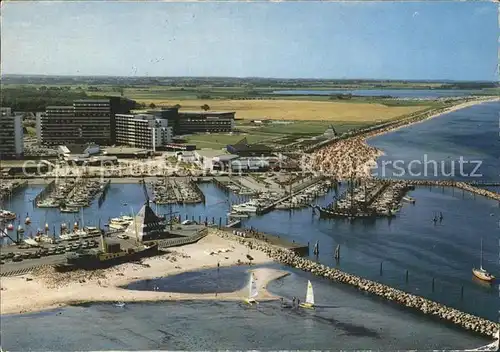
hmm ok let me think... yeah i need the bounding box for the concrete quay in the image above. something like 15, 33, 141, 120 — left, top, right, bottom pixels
211, 229, 499, 338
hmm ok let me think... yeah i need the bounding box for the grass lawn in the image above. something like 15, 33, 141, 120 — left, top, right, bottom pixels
137, 99, 429, 121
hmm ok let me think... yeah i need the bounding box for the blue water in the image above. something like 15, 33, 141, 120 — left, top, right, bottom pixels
2, 102, 500, 349
368, 101, 500, 182
271, 89, 484, 99
0, 267, 492, 350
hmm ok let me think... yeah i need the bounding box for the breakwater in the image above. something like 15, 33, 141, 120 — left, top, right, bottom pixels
211, 229, 499, 338
403, 180, 500, 202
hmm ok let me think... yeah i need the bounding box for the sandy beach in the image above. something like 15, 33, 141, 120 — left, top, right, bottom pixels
309, 97, 500, 178
0, 233, 288, 315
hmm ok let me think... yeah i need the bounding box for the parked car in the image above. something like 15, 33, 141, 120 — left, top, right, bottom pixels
12, 255, 23, 262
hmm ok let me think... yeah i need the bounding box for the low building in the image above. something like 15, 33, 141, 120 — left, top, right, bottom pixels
193, 149, 238, 171
115, 113, 172, 151
177, 151, 197, 163
164, 143, 196, 152
226, 137, 273, 157
148, 108, 235, 135
0, 107, 24, 159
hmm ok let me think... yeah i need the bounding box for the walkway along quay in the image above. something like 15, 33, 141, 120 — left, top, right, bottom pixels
211, 229, 499, 338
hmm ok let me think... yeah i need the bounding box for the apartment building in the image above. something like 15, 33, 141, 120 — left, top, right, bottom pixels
0, 108, 24, 159
115, 114, 172, 150
39, 97, 135, 146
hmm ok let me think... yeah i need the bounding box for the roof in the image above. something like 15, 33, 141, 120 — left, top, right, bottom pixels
103, 146, 149, 154
194, 149, 229, 159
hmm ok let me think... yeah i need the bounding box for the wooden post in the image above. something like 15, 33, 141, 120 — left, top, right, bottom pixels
212, 217, 215, 224
199, 216, 201, 223
185, 214, 188, 220
219, 217, 222, 228
380, 262, 383, 276
405, 270, 409, 283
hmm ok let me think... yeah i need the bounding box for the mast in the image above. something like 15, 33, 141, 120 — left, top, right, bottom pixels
480, 238, 483, 269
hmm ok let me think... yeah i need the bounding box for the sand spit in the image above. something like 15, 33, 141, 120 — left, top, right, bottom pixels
310, 97, 500, 178
212, 229, 499, 338
0, 233, 286, 315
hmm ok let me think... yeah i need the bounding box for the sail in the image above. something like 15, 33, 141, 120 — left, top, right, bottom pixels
249, 273, 258, 298
305, 280, 315, 305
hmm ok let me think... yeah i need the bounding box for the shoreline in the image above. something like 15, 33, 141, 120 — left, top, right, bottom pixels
364, 96, 500, 142
1, 228, 498, 338
309, 96, 500, 178
0, 233, 287, 315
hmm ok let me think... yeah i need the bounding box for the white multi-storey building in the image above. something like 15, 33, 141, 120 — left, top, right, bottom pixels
115, 114, 172, 150
0, 107, 24, 159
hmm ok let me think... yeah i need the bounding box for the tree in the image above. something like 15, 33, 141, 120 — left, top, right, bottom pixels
201, 104, 210, 111
149, 102, 157, 109
173, 104, 181, 109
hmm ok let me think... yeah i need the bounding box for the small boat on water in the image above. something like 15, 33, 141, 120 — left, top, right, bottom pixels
114, 302, 126, 308
25, 214, 31, 225
227, 212, 249, 219
244, 272, 259, 305
0, 210, 16, 220
299, 280, 315, 309
402, 196, 415, 204
60, 206, 80, 213
472, 239, 495, 282
7, 223, 14, 231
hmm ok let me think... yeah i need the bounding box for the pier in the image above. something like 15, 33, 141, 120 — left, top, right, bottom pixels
33, 180, 58, 207
0, 180, 27, 202
97, 180, 111, 208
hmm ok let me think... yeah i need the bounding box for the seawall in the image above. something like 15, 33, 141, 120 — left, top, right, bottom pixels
210, 229, 499, 338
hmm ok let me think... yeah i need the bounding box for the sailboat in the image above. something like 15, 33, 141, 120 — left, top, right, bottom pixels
466, 330, 499, 351
244, 272, 259, 305
299, 280, 315, 309
472, 239, 495, 282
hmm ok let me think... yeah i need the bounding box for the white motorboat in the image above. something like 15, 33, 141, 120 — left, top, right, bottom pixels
232, 202, 259, 213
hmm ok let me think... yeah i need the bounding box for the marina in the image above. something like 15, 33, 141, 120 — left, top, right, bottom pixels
315, 179, 413, 219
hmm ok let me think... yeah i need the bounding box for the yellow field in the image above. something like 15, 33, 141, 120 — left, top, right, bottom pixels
139, 99, 428, 121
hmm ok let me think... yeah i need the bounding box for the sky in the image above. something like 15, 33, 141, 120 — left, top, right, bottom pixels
1, 1, 498, 81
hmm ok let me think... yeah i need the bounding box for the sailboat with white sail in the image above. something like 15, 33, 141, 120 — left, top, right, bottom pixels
244, 272, 259, 305
472, 239, 495, 282
299, 280, 315, 309
466, 330, 499, 351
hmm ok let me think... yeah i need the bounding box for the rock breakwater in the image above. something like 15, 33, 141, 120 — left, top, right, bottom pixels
211, 229, 499, 338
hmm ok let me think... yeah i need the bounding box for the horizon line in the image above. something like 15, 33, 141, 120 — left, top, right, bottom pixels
1, 74, 498, 84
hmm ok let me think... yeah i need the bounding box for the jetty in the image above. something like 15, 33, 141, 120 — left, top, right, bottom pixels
317, 179, 413, 219
212, 229, 499, 338
151, 178, 203, 204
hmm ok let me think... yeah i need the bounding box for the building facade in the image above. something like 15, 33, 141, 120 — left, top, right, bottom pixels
40, 97, 135, 146
148, 109, 235, 135
115, 114, 172, 150
0, 108, 24, 159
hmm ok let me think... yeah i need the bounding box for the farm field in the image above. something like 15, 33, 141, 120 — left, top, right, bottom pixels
136, 99, 429, 121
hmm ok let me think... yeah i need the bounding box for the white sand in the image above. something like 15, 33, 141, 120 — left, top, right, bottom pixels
0, 234, 288, 315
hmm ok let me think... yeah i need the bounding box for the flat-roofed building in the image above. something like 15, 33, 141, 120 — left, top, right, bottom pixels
0, 108, 24, 159
147, 108, 235, 135
40, 97, 136, 146
115, 113, 172, 150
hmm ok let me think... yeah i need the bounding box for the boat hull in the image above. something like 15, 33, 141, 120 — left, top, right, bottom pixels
244, 298, 258, 305
299, 303, 315, 309
472, 268, 495, 282
55, 244, 159, 272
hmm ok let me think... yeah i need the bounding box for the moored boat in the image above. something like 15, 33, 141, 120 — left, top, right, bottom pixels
472, 239, 495, 282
